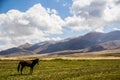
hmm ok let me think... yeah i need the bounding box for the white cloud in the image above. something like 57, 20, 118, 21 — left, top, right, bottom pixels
65, 15, 89, 30
103, 0, 120, 22
1, 1, 120, 50
0, 3, 64, 50
65, 0, 120, 32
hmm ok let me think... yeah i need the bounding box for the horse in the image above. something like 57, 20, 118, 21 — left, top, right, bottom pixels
17, 58, 39, 74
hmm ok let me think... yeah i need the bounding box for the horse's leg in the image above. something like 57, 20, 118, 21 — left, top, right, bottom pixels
20, 66, 24, 75
30, 67, 33, 74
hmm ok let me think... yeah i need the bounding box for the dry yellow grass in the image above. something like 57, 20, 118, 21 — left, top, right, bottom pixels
0, 49, 120, 60
0, 56, 120, 61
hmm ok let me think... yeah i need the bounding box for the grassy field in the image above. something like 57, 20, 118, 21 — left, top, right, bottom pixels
0, 59, 120, 80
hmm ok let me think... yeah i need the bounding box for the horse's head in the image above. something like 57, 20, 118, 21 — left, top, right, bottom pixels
35, 58, 39, 65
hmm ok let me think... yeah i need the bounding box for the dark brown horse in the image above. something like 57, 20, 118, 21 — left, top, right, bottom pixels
17, 58, 39, 74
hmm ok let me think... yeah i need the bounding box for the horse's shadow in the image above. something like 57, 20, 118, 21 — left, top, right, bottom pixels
10, 73, 31, 76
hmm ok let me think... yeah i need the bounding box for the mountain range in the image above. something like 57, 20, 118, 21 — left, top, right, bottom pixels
1, 30, 120, 56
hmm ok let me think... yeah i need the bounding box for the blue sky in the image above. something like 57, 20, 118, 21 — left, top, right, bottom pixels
0, 0, 120, 50
0, 0, 72, 18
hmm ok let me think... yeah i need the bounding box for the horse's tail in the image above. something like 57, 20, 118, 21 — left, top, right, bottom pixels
17, 62, 21, 72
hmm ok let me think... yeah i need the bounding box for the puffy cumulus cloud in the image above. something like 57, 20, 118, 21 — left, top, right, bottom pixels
65, 0, 120, 32
65, 15, 89, 30
0, 3, 64, 50
103, 0, 120, 22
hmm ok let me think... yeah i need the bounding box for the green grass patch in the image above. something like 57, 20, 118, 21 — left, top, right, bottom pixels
0, 59, 120, 80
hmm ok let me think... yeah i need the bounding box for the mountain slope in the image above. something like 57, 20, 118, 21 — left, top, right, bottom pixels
18, 43, 32, 49
25, 41, 55, 53
37, 31, 120, 53
1, 30, 120, 56
0, 47, 34, 56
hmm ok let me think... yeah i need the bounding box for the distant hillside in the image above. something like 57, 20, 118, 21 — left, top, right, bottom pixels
25, 41, 55, 53
0, 47, 34, 56
36, 31, 120, 53
1, 30, 120, 56
18, 43, 32, 49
